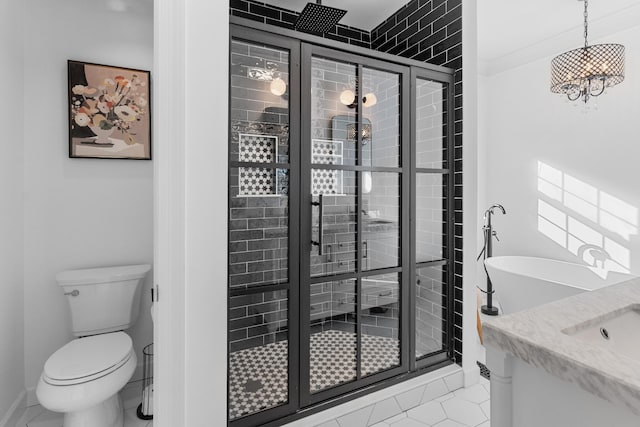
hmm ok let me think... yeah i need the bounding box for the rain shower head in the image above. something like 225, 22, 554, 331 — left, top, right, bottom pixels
295, 0, 347, 35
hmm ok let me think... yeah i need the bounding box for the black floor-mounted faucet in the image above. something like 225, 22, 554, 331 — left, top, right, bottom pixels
479, 204, 506, 316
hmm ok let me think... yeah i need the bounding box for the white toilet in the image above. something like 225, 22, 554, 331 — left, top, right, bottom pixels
36, 264, 151, 427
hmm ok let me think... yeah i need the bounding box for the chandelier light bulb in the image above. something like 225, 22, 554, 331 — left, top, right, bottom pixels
340, 89, 356, 106
270, 77, 287, 96
363, 92, 377, 108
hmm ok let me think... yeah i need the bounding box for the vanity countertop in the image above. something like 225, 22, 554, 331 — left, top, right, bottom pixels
483, 276, 640, 415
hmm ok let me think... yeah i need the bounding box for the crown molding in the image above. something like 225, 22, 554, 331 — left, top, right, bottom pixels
479, 3, 640, 77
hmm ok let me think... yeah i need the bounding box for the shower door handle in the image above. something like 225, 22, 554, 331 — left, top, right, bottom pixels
311, 194, 324, 256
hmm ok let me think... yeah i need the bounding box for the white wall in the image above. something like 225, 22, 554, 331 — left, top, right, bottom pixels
0, 0, 26, 422
22, 0, 154, 401
154, 0, 228, 425
461, 0, 481, 384
481, 25, 640, 277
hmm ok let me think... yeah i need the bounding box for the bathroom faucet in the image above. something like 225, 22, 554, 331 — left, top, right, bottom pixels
480, 204, 506, 316
483, 204, 506, 244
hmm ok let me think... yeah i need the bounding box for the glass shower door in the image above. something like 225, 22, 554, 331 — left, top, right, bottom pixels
227, 29, 300, 426
300, 46, 409, 405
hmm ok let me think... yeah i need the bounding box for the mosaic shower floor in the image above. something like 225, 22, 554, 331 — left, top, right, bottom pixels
229, 330, 400, 420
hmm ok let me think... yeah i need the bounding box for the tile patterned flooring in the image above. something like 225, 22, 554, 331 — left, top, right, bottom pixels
16, 382, 152, 427
368, 378, 490, 427
230, 330, 400, 420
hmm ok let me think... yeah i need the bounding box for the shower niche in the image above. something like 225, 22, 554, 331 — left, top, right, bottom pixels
228, 25, 454, 427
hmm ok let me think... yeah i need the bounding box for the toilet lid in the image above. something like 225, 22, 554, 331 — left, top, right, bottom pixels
44, 332, 133, 385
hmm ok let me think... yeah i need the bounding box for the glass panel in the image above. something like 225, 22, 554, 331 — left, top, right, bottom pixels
229, 290, 289, 420
229, 168, 289, 290
231, 40, 290, 164
363, 172, 400, 271
416, 79, 446, 169
311, 57, 358, 166
361, 273, 401, 377
311, 170, 358, 278
362, 67, 401, 168
309, 279, 357, 393
415, 265, 448, 360
416, 173, 446, 263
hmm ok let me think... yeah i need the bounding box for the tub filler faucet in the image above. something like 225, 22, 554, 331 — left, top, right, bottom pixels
479, 204, 506, 316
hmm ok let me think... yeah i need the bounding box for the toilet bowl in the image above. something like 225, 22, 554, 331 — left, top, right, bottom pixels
37, 332, 137, 427
36, 264, 150, 427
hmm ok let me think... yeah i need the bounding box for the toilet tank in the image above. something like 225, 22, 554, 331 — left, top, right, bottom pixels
57, 264, 151, 337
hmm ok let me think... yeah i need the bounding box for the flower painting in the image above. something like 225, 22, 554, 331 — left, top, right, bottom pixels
68, 60, 151, 159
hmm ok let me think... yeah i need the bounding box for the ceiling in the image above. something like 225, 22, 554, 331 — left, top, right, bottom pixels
261, 0, 410, 31
478, 0, 640, 63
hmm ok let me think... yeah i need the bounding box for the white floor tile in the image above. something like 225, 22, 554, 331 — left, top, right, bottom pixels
336, 405, 373, 427
395, 386, 426, 411
453, 384, 489, 404
443, 372, 464, 392
435, 394, 455, 403
441, 397, 487, 427
389, 418, 430, 427
482, 383, 490, 395
315, 420, 341, 427
476, 422, 490, 427
406, 401, 446, 425
26, 409, 62, 427
20, 395, 152, 427
21, 406, 45, 425
420, 379, 449, 404
368, 397, 403, 425
480, 400, 490, 419
432, 420, 466, 427
384, 412, 408, 424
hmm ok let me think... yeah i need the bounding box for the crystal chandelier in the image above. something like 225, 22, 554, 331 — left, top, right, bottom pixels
550, 0, 625, 104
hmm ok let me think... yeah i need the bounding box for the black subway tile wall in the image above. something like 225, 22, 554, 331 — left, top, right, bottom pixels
372, 0, 463, 363
229, 0, 464, 363
229, 39, 292, 352
230, 0, 371, 48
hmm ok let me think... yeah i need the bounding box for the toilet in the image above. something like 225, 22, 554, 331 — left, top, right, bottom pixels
36, 264, 151, 427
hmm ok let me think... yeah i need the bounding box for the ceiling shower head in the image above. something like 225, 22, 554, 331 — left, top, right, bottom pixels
295, 0, 347, 35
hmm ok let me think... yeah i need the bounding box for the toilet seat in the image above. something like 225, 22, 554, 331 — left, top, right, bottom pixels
43, 332, 133, 386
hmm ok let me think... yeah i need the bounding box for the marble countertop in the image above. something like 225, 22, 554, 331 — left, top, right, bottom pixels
483, 277, 640, 415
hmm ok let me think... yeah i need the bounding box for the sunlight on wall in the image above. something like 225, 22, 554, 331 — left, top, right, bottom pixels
537, 161, 638, 274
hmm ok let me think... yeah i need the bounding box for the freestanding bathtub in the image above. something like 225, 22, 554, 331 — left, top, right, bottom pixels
484, 256, 636, 315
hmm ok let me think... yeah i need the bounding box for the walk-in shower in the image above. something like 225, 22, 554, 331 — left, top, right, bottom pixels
228, 22, 455, 427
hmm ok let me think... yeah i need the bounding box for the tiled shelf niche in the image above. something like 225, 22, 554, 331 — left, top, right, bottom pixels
312, 138, 344, 196
238, 133, 289, 197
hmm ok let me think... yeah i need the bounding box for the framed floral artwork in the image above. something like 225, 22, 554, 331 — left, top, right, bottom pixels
68, 60, 151, 160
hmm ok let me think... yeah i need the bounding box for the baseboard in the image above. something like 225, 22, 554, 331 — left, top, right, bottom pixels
0, 390, 26, 427
25, 387, 37, 408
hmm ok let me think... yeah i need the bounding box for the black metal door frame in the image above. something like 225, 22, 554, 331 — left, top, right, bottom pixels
299, 43, 411, 407
228, 23, 456, 427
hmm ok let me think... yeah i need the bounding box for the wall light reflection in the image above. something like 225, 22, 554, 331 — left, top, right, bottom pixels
537, 161, 637, 273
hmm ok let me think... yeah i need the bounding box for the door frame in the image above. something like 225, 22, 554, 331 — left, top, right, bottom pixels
299, 43, 412, 407
227, 23, 457, 427
154, 2, 474, 426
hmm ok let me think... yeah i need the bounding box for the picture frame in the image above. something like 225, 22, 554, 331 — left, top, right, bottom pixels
68, 60, 151, 160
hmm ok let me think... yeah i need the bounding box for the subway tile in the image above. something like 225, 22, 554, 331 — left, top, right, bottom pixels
249, 3, 280, 20
229, 0, 248, 12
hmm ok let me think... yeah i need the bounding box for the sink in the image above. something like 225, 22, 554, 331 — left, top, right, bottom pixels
563, 305, 640, 361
